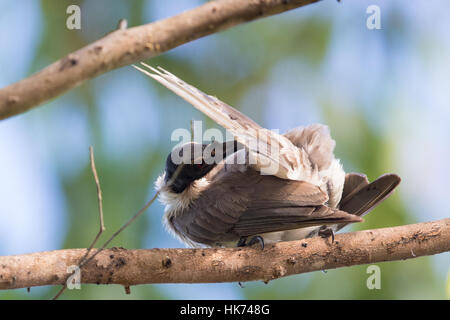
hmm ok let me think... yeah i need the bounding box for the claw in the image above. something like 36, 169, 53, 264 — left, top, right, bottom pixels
247, 236, 264, 250
318, 226, 335, 243
237, 236, 248, 247
237, 236, 265, 250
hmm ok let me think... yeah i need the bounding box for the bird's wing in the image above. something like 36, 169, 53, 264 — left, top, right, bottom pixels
335, 173, 401, 231
133, 63, 314, 182
169, 167, 362, 245
232, 205, 361, 237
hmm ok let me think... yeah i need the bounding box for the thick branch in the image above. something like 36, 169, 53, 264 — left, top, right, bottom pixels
0, 0, 320, 120
1, 218, 449, 290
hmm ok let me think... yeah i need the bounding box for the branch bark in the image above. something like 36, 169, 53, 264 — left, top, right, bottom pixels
1, 218, 449, 290
0, 0, 320, 120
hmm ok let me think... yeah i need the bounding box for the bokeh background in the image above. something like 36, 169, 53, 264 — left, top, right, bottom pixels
0, 0, 449, 299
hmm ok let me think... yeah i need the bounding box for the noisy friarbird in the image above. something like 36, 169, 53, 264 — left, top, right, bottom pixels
134, 64, 401, 248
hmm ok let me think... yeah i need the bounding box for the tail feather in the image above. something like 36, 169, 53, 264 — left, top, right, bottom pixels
133, 63, 318, 182
341, 172, 370, 205
336, 173, 401, 231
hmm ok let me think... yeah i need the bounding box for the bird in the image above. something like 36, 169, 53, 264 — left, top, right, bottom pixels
133, 63, 401, 248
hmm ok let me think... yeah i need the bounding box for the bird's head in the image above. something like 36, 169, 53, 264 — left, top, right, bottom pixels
164, 141, 241, 193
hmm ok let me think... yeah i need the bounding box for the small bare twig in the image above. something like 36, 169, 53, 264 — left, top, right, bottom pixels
116, 19, 128, 31
51, 153, 185, 299
53, 146, 105, 299
124, 286, 131, 295
80, 190, 160, 266
79, 163, 184, 264
86, 146, 106, 252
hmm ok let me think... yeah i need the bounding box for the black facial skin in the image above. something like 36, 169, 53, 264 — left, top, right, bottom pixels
164, 141, 242, 193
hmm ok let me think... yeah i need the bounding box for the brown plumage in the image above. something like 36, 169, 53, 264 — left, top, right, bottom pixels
135, 64, 401, 248
165, 165, 362, 247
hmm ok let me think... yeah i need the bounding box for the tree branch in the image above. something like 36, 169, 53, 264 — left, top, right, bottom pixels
1, 218, 448, 290
0, 0, 320, 120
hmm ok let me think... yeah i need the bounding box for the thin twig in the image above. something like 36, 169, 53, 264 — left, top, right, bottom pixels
77, 164, 184, 268
52, 158, 184, 299
53, 146, 105, 299
85, 146, 106, 254
80, 191, 160, 267
116, 19, 128, 31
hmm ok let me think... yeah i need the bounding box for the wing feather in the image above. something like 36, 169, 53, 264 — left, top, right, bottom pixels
171, 167, 361, 245
234, 206, 361, 236
133, 63, 317, 182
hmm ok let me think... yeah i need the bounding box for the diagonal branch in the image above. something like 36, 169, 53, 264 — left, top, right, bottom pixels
0, 218, 448, 290
0, 0, 321, 120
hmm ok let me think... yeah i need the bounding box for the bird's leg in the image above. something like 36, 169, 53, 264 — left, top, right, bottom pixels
318, 226, 335, 243
237, 236, 264, 250
247, 236, 265, 250
237, 236, 248, 247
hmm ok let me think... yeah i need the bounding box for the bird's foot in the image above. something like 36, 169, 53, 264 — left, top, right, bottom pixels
237, 236, 264, 250
237, 236, 248, 247
318, 226, 335, 243
248, 236, 264, 249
